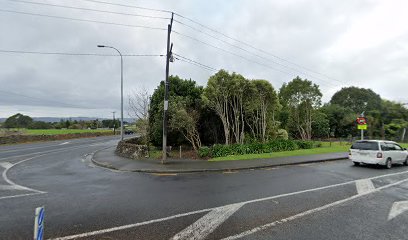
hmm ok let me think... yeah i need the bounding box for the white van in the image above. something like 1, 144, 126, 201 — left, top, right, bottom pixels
349, 140, 408, 169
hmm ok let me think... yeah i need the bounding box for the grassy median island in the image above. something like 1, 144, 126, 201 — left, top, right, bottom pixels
208, 141, 351, 162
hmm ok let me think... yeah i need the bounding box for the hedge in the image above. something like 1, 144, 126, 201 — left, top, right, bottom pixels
199, 139, 320, 158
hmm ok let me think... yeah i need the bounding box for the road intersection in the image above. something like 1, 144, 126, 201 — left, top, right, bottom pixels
1, 136, 408, 239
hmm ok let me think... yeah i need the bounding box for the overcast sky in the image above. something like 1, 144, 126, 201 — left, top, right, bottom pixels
1, 0, 407, 119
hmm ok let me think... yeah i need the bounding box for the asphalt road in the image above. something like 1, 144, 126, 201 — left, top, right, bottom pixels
1, 136, 408, 240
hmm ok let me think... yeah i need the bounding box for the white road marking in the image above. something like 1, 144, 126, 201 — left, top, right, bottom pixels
171, 203, 244, 240
2, 156, 46, 193
48, 208, 214, 240
222, 177, 408, 240
49, 170, 408, 240
0, 184, 21, 190
59, 141, 70, 145
355, 179, 375, 195
0, 192, 45, 200
0, 138, 115, 161
0, 161, 13, 169
388, 201, 408, 220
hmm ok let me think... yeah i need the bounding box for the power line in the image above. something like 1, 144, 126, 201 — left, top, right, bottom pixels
173, 53, 217, 72
173, 31, 338, 87
0, 49, 164, 57
79, 0, 172, 14
173, 31, 303, 85
0, 9, 167, 30
7, 0, 170, 20
173, 19, 338, 86
174, 13, 343, 84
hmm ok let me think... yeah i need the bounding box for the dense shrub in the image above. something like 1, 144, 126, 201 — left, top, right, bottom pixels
200, 139, 320, 158
198, 146, 211, 158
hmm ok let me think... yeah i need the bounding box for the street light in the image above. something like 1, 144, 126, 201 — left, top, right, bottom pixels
97, 45, 124, 141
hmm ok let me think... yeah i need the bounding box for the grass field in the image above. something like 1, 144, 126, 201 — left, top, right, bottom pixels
210, 141, 408, 162
23, 129, 112, 135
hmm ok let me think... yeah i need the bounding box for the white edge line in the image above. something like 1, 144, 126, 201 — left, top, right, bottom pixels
222, 177, 408, 240
0, 192, 45, 200
48, 208, 213, 240
48, 169, 408, 240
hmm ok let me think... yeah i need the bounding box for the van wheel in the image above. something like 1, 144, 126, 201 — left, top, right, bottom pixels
353, 162, 360, 166
404, 157, 408, 166
386, 158, 392, 169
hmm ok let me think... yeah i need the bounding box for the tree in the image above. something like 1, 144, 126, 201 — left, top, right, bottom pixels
320, 104, 355, 138
311, 110, 330, 138
245, 80, 280, 142
279, 77, 322, 140
129, 89, 151, 144
169, 98, 201, 151
203, 70, 233, 145
149, 75, 203, 146
330, 87, 382, 114
4, 113, 33, 128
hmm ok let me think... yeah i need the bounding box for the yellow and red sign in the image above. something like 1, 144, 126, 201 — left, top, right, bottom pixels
356, 117, 367, 130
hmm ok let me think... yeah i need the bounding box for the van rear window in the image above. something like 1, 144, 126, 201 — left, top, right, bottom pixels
351, 142, 379, 150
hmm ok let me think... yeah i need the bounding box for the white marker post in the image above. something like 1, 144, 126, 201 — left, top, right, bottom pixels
34, 206, 45, 240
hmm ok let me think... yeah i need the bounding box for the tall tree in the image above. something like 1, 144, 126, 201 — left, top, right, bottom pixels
203, 70, 233, 145
245, 80, 280, 142
4, 113, 33, 128
279, 77, 322, 140
129, 88, 151, 144
149, 76, 203, 146
330, 87, 382, 114
169, 98, 201, 151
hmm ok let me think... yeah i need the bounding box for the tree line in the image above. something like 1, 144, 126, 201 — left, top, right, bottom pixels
1, 113, 121, 130
137, 70, 408, 151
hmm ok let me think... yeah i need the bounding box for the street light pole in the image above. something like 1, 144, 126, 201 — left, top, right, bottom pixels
97, 45, 124, 141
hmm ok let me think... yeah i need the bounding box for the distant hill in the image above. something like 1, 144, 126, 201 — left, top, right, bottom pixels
0, 117, 134, 123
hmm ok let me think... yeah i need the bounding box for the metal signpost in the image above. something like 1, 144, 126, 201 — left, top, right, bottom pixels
34, 206, 45, 240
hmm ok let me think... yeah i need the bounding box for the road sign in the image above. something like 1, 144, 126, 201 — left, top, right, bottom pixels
358, 124, 367, 130
356, 117, 367, 125
34, 206, 45, 240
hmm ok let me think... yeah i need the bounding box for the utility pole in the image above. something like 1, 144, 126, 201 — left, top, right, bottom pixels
112, 111, 116, 135
162, 12, 174, 164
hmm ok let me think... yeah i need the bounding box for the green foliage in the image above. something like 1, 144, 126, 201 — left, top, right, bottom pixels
201, 139, 317, 158
28, 121, 53, 129
311, 110, 330, 138
276, 129, 288, 140
330, 87, 382, 114
279, 77, 322, 140
320, 103, 355, 138
4, 113, 33, 128
148, 75, 204, 146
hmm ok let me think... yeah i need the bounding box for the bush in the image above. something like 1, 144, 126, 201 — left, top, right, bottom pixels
294, 140, 315, 149
198, 146, 211, 158
201, 139, 318, 158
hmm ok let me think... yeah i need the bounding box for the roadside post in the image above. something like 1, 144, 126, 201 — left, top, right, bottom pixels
34, 206, 45, 240
356, 114, 368, 140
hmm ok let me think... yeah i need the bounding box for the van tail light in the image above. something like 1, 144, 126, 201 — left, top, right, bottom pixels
377, 152, 383, 158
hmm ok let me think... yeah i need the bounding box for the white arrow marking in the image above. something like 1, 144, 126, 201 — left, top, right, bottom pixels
0, 184, 22, 190
171, 203, 244, 240
59, 141, 70, 145
355, 179, 375, 195
0, 162, 13, 169
388, 201, 408, 220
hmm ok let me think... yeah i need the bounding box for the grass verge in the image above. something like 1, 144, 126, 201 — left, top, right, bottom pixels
209, 141, 351, 162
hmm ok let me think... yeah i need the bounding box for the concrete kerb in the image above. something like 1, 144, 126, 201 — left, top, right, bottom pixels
90, 147, 348, 174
